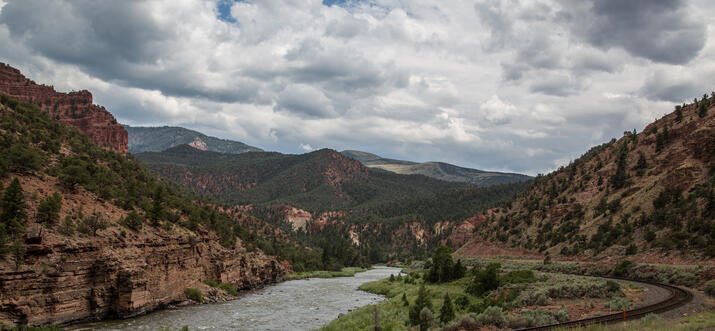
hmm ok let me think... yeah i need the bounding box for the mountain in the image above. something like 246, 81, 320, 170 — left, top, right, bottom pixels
0, 62, 127, 153
136, 146, 525, 214
341, 150, 531, 186
125, 125, 262, 154
459, 95, 715, 264
136, 145, 529, 261
0, 94, 288, 327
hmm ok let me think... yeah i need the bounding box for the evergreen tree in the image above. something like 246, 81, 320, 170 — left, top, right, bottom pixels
675, 105, 683, 122
452, 259, 466, 279
610, 144, 629, 189
427, 245, 454, 283
439, 293, 455, 324
36, 192, 62, 224
700, 102, 708, 118
11, 240, 25, 270
409, 284, 433, 327
150, 185, 165, 226
634, 151, 647, 176
402, 292, 409, 306
1, 178, 26, 234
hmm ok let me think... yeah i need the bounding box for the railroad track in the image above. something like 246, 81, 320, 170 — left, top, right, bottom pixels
516, 276, 693, 331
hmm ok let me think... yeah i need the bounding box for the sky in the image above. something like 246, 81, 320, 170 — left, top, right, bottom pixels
0, 0, 713, 175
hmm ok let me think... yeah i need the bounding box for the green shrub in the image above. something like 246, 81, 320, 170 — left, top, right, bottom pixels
608, 297, 630, 311
474, 306, 506, 327
184, 288, 203, 303
705, 280, 715, 296
217, 283, 238, 296
120, 210, 143, 231
509, 309, 557, 328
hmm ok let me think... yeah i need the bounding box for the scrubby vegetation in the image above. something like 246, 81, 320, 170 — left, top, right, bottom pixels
184, 288, 203, 303
321, 249, 628, 331
204, 279, 239, 296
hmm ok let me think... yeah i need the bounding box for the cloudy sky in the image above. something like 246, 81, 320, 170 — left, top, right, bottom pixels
0, 0, 713, 175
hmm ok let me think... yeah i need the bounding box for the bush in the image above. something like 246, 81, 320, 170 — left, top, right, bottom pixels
705, 280, 715, 296
58, 216, 74, 236
120, 210, 143, 231
608, 297, 630, 311
217, 283, 239, 296
474, 306, 506, 327
184, 288, 203, 302
510, 309, 557, 328
36, 192, 61, 224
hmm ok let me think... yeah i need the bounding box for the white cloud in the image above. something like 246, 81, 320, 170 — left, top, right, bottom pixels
0, 0, 711, 174
300, 143, 314, 151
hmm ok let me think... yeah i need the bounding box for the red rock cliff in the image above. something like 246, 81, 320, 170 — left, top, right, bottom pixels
0, 63, 128, 153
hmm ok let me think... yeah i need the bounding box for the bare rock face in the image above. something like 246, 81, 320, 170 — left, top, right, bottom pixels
0, 231, 285, 326
0, 63, 128, 153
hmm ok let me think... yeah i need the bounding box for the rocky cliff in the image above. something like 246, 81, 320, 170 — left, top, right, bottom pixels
0, 96, 285, 327
0, 176, 285, 328
0, 63, 127, 153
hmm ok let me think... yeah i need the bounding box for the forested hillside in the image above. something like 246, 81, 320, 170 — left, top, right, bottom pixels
465, 94, 715, 263
136, 145, 529, 262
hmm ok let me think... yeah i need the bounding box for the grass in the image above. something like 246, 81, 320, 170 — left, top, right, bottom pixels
284, 267, 369, 280
321, 266, 627, 331
553, 310, 715, 331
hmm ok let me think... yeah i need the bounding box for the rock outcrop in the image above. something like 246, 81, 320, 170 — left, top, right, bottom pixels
0, 63, 127, 153
0, 221, 284, 326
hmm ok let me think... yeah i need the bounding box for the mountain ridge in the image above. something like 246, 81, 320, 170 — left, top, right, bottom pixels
341, 149, 532, 186
125, 125, 263, 154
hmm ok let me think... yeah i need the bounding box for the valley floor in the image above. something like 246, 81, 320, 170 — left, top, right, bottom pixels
320, 258, 715, 331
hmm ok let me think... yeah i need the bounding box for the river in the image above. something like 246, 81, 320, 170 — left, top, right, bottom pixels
68, 266, 401, 331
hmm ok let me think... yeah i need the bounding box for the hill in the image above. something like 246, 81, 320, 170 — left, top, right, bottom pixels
0, 94, 292, 327
125, 125, 262, 154
136, 146, 529, 261
459, 94, 715, 264
341, 150, 531, 186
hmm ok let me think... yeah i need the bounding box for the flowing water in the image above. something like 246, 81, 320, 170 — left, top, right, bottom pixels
69, 266, 401, 331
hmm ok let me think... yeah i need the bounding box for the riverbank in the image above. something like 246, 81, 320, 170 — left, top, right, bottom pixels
67, 267, 400, 330
284, 267, 370, 280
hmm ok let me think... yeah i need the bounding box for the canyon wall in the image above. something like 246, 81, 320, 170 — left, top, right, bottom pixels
0, 63, 127, 153
0, 226, 284, 326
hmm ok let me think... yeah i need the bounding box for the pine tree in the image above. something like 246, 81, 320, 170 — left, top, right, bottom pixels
409, 284, 433, 326
402, 292, 409, 306
610, 144, 629, 189
150, 185, 165, 226
675, 105, 683, 122
439, 293, 455, 324
11, 240, 25, 270
452, 259, 466, 279
36, 192, 62, 224
1, 178, 26, 234
700, 102, 708, 118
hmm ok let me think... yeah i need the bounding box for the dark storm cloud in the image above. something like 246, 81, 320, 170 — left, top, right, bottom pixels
640, 71, 701, 103
559, 0, 706, 64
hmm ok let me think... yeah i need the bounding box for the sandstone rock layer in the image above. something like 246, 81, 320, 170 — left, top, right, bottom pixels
0, 63, 127, 153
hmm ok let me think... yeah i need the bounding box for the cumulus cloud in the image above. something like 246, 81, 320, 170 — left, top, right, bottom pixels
0, 0, 712, 175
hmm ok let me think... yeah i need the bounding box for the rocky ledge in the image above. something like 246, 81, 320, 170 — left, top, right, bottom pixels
0, 63, 128, 153
0, 225, 285, 327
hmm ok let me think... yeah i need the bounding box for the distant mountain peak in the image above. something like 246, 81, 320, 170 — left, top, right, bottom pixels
124, 125, 262, 154
340, 150, 531, 186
